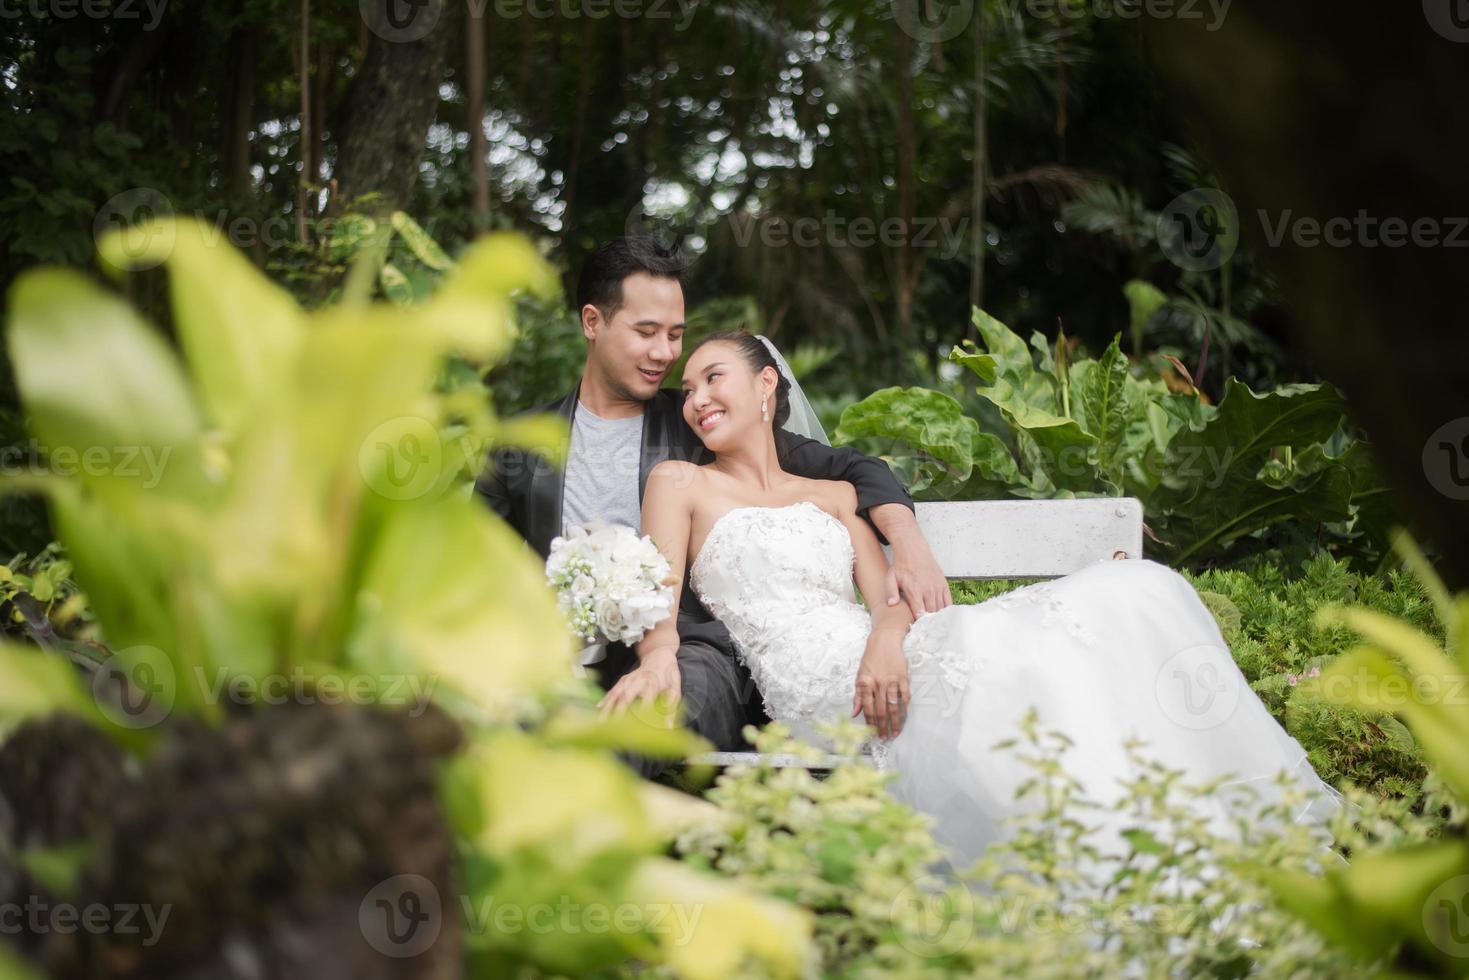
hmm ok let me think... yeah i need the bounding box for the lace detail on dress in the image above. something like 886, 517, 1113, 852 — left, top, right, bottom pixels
690, 502, 873, 735
986, 579, 1098, 646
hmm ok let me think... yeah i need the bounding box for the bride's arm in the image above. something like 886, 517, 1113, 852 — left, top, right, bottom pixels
836, 485, 916, 740
598, 461, 694, 717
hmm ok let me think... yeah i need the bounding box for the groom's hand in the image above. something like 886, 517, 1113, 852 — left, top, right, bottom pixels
877, 514, 950, 618
599, 647, 682, 721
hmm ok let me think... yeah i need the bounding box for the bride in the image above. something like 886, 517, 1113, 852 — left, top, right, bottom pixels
600, 330, 1338, 865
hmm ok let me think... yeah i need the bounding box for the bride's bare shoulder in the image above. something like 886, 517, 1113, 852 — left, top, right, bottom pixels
797, 478, 857, 517
646, 459, 704, 498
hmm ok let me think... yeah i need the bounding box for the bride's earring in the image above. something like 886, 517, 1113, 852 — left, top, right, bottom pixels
761, 394, 769, 422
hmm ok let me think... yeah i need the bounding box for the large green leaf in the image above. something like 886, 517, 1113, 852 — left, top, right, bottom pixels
1149, 380, 1356, 561
1070, 334, 1133, 484
391, 210, 453, 271
1264, 840, 1469, 967
352, 495, 574, 720
834, 387, 981, 494
976, 376, 1097, 494
970, 307, 1034, 383
7, 268, 206, 497
98, 218, 304, 437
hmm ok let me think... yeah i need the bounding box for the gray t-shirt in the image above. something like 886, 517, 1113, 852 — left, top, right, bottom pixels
562, 402, 644, 533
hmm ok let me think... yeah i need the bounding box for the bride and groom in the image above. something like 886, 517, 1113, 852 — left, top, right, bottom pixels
478, 236, 1337, 865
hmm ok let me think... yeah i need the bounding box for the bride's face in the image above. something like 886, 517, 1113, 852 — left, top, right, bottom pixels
680, 342, 777, 452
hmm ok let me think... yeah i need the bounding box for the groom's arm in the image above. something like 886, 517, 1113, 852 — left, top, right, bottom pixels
778, 433, 950, 614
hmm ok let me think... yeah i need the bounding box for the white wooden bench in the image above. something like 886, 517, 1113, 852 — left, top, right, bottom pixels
685, 497, 1145, 772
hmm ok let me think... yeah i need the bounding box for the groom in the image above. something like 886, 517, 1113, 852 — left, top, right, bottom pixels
475, 236, 949, 775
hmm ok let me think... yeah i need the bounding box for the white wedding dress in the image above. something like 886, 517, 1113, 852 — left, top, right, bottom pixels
689, 501, 1338, 867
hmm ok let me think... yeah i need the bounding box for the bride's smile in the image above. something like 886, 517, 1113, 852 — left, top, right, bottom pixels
680, 339, 781, 454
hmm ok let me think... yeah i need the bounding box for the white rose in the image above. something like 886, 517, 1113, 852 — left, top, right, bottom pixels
596, 597, 626, 640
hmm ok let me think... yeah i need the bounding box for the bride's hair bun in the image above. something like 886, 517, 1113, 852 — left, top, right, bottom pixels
696, 331, 791, 428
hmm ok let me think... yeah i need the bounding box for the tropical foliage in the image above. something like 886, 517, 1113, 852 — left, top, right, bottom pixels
835, 306, 1386, 566
0, 222, 808, 978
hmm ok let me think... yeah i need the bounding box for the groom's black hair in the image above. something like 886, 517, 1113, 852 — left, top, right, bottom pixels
696, 331, 793, 428
576, 236, 684, 317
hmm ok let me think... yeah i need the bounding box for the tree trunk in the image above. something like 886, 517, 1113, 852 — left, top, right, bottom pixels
296, 0, 311, 243
894, 0, 919, 351
1144, 3, 1469, 587
225, 27, 258, 200
466, 1, 489, 230
336, 21, 452, 214
968, 7, 987, 333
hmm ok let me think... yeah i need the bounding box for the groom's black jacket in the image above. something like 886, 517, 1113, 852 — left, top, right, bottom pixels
474, 382, 914, 634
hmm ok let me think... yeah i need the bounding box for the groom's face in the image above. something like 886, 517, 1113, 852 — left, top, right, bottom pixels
582, 272, 686, 403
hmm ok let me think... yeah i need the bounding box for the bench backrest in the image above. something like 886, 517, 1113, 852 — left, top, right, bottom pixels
886, 498, 1144, 579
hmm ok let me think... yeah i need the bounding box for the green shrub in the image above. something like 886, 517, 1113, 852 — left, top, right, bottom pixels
669, 716, 1365, 979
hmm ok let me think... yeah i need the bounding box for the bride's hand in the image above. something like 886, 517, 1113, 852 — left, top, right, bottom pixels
600, 647, 682, 722
852, 628, 909, 740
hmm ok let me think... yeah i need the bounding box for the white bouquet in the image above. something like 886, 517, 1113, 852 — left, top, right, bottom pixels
545, 522, 676, 650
